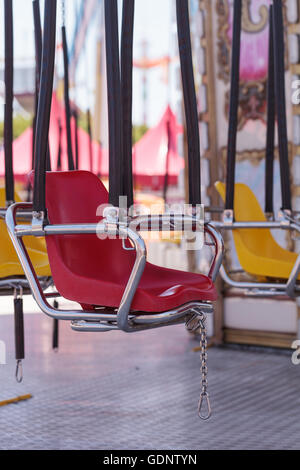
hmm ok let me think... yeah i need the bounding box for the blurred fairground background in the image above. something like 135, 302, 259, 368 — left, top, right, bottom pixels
1, 0, 299, 347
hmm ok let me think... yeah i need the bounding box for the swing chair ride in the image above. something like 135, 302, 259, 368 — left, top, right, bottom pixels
1, 0, 300, 423
0, 0, 81, 383
4, 0, 224, 420
0, 0, 53, 383
208, 0, 300, 299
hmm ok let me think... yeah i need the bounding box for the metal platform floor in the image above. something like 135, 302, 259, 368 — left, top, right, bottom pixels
0, 312, 300, 450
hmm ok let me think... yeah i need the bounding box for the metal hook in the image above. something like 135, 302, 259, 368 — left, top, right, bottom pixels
185, 311, 202, 333
198, 392, 212, 420
16, 360, 23, 384
122, 238, 135, 251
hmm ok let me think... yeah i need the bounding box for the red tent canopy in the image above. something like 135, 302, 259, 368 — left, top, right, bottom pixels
0, 99, 183, 190
0, 93, 107, 182
133, 106, 184, 190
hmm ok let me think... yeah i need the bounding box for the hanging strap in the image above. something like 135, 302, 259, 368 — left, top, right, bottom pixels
73, 109, 79, 170
176, 0, 201, 206
33, 0, 51, 172
97, 140, 102, 178
265, 5, 275, 215
163, 118, 171, 203
272, 0, 292, 211
105, 0, 123, 207
121, 0, 134, 208
52, 300, 59, 351
52, 318, 59, 350
62, 25, 75, 171
33, 0, 42, 68
87, 109, 93, 172
33, 0, 57, 213
225, 0, 242, 212
32, 0, 41, 171
14, 292, 24, 383
4, 0, 14, 205
56, 118, 63, 170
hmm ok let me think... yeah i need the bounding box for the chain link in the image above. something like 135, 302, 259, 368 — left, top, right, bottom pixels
197, 312, 211, 420
186, 310, 212, 420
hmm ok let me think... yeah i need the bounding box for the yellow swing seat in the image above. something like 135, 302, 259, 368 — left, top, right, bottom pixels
215, 182, 299, 281
0, 187, 51, 279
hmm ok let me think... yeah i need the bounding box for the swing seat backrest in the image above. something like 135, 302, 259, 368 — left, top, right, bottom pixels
0, 186, 50, 278
44, 170, 217, 312
45, 171, 135, 281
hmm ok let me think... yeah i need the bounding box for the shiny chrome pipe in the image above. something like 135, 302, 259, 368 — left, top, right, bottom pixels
213, 219, 300, 298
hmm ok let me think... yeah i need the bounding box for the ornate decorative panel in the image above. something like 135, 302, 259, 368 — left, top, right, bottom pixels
216, 0, 288, 129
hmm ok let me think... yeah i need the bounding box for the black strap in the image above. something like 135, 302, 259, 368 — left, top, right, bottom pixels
32, 0, 41, 171
176, 0, 201, 206
52, 300, 59, 350
62, 25, 75, 171
87, 109, 93, 172
33, 0, 42, 70
33, 0, 51, 172
33, 0, 57, 213
4, 0, 14, 204
121, 0, 134, 208
56, 118, 62, 170
225, 0, 242, 211
163, 118, 171, 203
265, 6, 275, 214
52, 318, 59, 350
73, 109, 79, 170
14, 297, 24, 361
272, 0, 292, 211
97, 140, 102, 178
104, 0, 123, 207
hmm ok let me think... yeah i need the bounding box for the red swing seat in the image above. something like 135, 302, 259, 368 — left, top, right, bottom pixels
44, 171, 217, 313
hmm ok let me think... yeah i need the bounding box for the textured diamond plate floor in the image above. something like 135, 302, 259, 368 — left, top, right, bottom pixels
0, 313, 300, 450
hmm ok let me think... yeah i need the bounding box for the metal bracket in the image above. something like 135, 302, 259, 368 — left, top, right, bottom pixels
122, 238, 135, 251
5, 200, 14, 209
222, 209, 234, 226
31, 211, 46, 236
103, 206, 119, 223
278, 209, 292, 227
265, 212, 275, 221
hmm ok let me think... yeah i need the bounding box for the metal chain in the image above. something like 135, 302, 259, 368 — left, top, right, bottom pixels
186, 310, 212, 420
197, 312, 211, 420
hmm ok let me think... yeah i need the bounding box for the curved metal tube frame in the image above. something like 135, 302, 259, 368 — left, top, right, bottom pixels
211, 218, 300, 298
6, 202, 224, 333
0, 206, 51, 295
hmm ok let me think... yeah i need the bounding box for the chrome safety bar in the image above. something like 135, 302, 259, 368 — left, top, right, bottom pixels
0, 208, 34, 221
211, 219, 300, 298
71, 302, 214, 333
0, 206, 52, 294
6, 202, 224, 333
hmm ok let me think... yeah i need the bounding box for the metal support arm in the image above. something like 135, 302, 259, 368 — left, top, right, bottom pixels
211, 219, 300, 298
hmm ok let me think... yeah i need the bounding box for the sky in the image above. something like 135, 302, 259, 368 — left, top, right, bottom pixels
0, 0, 175, 127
